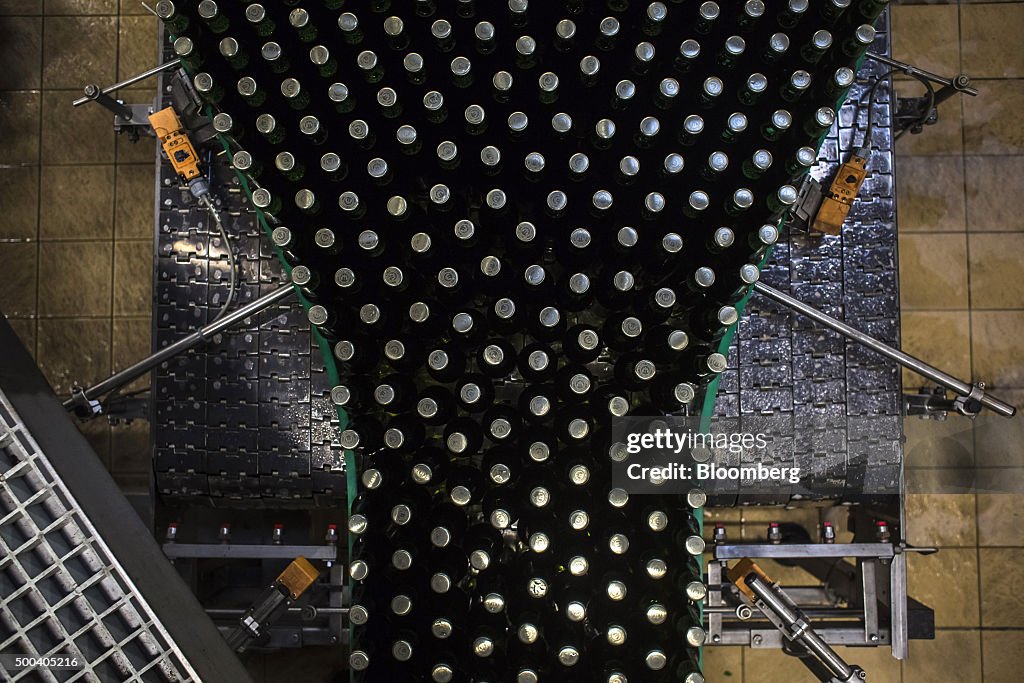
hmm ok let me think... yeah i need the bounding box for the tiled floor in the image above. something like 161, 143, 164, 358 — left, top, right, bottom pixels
0, 1, 1022, 681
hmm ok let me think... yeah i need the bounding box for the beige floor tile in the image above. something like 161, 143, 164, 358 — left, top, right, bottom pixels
117, 14, 157, 83
0, 1, 42, 12
895, 156, 965, 232
903, 630, 981, 682
117, 0, 147, 14
982, 630, 1024, 681
972, 311, 1024, 388
5, 318, 36, 354
968, 233, 1024, 308
44, 0, 117, 13
39, 165, 115, 240
0, 241, 38, 318
0, 91, 41, 164
904, 414, 974, 469
981, 547, 1024, 626
113, 240, 152, 316
897, 90, 962, 156
978, 492, 1024, 546
41, 90, 115, 164
908, 549, 980, 627
898, 233, 969, 310
0, 168, 40, 240
36, 317, 110, 396
960, 3, 1024, 78
115, 164, 155, 239
832, 645, 902, 682
892, 4, 961, 76
905, 493, 977, 547
112, 316, 149, 392
965, 155, 1024, 232
743, 647, 814, 683
964, 80, 1024, 155
702, 645, 742, 681
41, 15, 116, 89
973, 395, 1024, 468
899, 311, 970, 388
37, 240, 112, 317
0, 17, 42, 90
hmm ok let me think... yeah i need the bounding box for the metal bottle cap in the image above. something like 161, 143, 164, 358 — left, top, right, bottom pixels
538, 71, 559, 92
685, 534, 707, 555
812, 29, 833, 50
856, 24, 877, 45
687, 626, 708, 647
430, 573, 452, 594
615, 79, 636, 100
556, 18, 576, 40
569, 554, 589, 576
635, 41, 655, 63
251, 188, 273, 210
451, 56, 472, 77
524, 152, 545, 172
391, 549, 413, 570
645, 650, 667, 671
643, 191, 665, 213
349, 560, 368, 581
646, 558, 668, 579
648, 510, 670, 531
486, 188, 507, 209
392, 639, 413, 662
606, 580, 627, 601
815, 107, 836, 128
431, 19, 451, 39
621, 317, 643, 339
733, 188, 754, 209
349, 604, 369, 625
528, 441, 550, 462
646, 602, 668, 625
401, 52, 423, 74
634, 360, 656, 381
688, 191, 710, 212
508, 111, 528, 132
609, 533, 630, 554
557, 646, 580, 667
516, 35, 536, 55
570, 152, 590, 174
349, 651, 369, 671
580, 55, 600, 76
707, 353, 728, 373
452, 312, 475, 334
493, 71, 513, 93
687, 580, 709, 601
725, 35, 746, 56
680, 39, 701, 59
595, 118, 617, 139
472, 637, 494, 658
551, 113, 573, 133
432, 665, 453, 683
566, 600, 586, 622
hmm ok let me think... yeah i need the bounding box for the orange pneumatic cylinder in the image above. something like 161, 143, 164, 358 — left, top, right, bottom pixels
149, 106, 202, 182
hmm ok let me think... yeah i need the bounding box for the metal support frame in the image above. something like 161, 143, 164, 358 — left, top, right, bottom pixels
865, 51, 977, 138
74, 59, 183, 140
64, 284, 296, 418
705, 540, 933, 661
752, 281, 1017, 418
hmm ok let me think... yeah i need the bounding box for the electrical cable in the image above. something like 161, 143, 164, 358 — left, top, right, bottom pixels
199, 192, 237, 322
856, 68, 896, 152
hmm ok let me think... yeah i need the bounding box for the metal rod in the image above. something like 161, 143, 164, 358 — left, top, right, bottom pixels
206, 608, 350, 617
72, 58, 182, 107
865, 52, 978, 96
753, 282, 1016, 418
64, 285, 295, 409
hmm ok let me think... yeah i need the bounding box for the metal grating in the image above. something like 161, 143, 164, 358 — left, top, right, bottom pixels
0, 390, 198, 682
